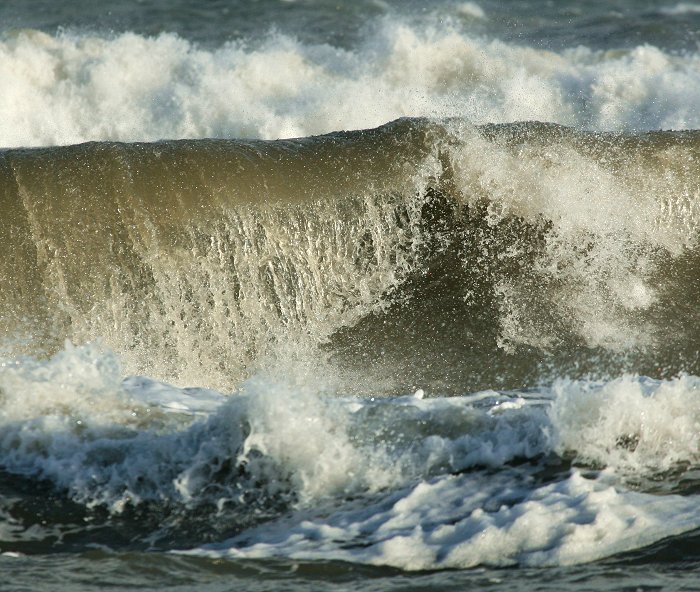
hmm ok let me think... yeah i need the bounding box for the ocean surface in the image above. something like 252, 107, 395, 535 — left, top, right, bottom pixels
1, 1, 700, 590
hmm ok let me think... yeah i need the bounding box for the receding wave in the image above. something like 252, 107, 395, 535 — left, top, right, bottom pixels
1, 117, 698, 392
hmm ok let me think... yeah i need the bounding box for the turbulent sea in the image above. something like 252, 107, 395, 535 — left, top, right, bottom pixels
2, 1, 700, 590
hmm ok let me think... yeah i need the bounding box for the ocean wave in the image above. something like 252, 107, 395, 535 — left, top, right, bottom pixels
4, 0, 700, 583
3, 343, 700, 567
1, 21, 700, 148
0, 118, 698, 391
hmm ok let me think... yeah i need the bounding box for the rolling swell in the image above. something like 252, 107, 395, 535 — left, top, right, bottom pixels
1, 118, 699, 392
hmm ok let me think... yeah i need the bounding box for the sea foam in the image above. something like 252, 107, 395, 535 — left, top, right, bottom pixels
1, 20, 700, 148
3, 343, 700, 568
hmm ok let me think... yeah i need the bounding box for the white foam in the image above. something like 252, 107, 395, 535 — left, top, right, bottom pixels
660, 3, 700, 15
0, 343, 550, 510
550, 375, 700, 475
188, 469, 700, 569
0, 340, 127, 424
3, 344, 700, 568
184, 375, 700, 569
0, 343, 233, 510
456, 2, 487, 20
1, 22, 700, 148
2, 345, 697, 509
444, 119, 700, 352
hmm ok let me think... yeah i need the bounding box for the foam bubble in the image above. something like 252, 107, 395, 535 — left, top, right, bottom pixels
183, 375, 700, 569
0, 340, 127, 424
0, 342, 228, 510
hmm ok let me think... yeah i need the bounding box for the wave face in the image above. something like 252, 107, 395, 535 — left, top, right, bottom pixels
1, 118, 698, 392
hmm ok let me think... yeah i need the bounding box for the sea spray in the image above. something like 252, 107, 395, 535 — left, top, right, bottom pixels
2, 21, 700, 149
